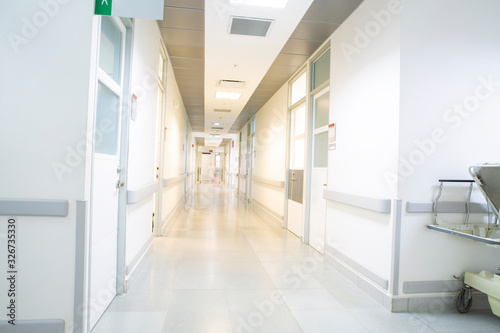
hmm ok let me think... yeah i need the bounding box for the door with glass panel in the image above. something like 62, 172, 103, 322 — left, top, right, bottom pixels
286, 71, 307, 238
89, 16, 126, 330
308, 48, 330, 253
309, 88, 329, 253
245, 119, 255, 202
287, 104, 306, 237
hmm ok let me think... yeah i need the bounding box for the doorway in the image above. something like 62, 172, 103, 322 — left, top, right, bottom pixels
88, 16, 128, 330
286, 71, 307, 238
287, 105, 306, 237
308, 87, 330, 253
306, 47, 330, 253
245, 118, 255, 202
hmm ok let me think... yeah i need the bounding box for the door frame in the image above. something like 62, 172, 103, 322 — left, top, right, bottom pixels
116, 17, 134, 295
308, 86, 330, 252
246, 118, 255, 202
154, 41, 168, 237
304, 44, 331, 245
85, 15, 134, 331
284, 67, 308, 237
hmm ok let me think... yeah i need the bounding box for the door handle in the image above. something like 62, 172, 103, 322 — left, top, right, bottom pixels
116, 181, 125, 188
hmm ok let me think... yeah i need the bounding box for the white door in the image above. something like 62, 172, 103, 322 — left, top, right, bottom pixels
246, 136, 254, 201
89, 16, 126, 330
287, 104, 306, 237
201, 153, 211, 181
309, 88, 330, 253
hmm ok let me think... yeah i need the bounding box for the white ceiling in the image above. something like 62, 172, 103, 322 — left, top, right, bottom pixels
204, 0, 314, 136
159, 0, 364, 146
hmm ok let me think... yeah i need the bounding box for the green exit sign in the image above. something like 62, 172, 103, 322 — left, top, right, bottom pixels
95, 0, 112, 16
94, 0, 164, 19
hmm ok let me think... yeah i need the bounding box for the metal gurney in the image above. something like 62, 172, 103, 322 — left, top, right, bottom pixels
455, 164, 500, 316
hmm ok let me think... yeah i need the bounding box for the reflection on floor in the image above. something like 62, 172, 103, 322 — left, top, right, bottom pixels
92, 186, 500, 333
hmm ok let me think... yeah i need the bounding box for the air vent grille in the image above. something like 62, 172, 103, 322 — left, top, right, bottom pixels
219, 79, 246, 89
212, 127, 224, 130
214, 109, 232, 113
229, 16, 273, 37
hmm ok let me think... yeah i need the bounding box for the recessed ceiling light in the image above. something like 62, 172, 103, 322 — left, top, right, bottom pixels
229, 0, 288, 8
216, 92, 241, 100
212, 122, 224, 126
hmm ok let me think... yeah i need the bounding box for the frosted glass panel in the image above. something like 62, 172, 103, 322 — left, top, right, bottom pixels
95, 83, 120, 155
293, 105, 305, 136
312, 49, 330, 90
314, 92, 329, 129
291, 138, 304, 169
158, 53, 165, 82
291, 72, 306, 105
99, 17, 122, 84
314, 132, 328, 168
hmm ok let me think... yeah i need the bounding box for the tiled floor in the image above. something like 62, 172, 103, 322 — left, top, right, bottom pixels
92, 185, 500, 333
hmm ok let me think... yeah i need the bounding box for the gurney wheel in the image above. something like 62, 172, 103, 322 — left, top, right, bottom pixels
456, 288, 472, 313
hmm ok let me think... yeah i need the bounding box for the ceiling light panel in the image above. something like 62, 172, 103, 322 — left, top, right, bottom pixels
229, 0, 288, 8
216, 92, 241, 99
229, 17, 274, 37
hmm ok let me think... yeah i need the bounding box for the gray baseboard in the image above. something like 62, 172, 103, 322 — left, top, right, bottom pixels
162, 196, 186, 234
324, 248, 388, 290
324, 252, 393, 311
252, 199, 283, 227
124, 238, 153, 292
324, 251, 491, 313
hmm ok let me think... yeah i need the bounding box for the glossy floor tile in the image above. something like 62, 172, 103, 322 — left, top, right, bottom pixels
92, 186, 500, 333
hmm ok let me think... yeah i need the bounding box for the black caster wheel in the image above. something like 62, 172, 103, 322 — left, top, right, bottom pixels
455, 288, 473, 313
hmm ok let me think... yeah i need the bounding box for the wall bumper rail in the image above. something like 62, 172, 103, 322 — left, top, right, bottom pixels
127, 181, 159, 204
0, 199, 69, 217
323, 190, 391, 214
163, 174, 187, 188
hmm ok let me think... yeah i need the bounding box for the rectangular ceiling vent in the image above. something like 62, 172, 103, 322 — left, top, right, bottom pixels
219, 79, 246, 89
229, 16, 273, 37
212, 127, 224, 130
214, 109, 232, 113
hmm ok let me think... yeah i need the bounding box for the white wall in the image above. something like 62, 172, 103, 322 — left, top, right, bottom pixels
252, 84, 288, 217
324, 0, 401, 282
398, 0, 500, 293
228, 137, 239, 188
125, 18, 161, 272
162, 57, 191, 227
186, 126, 196, 193
239, 127, 248, 195
0, 0, 95, 329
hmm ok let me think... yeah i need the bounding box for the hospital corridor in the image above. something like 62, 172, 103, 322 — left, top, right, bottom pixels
2, 0, 500, 332
90, 186, 500, 333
